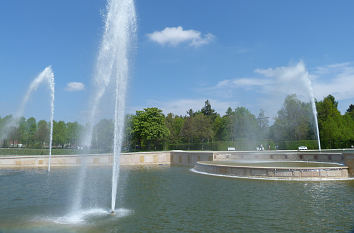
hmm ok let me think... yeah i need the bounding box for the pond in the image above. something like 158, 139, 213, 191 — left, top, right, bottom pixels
0, 166, 353, 232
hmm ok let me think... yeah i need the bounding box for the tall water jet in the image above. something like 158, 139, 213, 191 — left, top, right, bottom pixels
73, 0, 136, 213
109, 0, 136, 213
301, 64, 321, 151
308, 84, 321, 151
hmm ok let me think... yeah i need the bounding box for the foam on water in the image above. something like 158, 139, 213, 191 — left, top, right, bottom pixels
41, 208, 133, 225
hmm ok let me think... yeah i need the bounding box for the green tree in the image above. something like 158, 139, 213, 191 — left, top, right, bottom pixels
26, 117, 37, 147
346, 104, 354, 120
91, 119, 114, 152
53, 121, 67, 148
36, 120, 49, 147
0, 115, 13, 146
316, 95, 354, 148
18, 117, 27, 145
132, 108, 169, 150
257, 109, 269, 141
201, 100, 218, 121
233, 107, 259, 140
180, 112, 213, 144
66, 122, 82, 148
270, 94, 314, 141
165, 113, 184, 144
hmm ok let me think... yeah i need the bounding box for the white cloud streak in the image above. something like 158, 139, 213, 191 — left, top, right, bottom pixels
147, 26, 214, 47
204, 61, 354, 116
312, 63, 354, 100
65, 82, 85, 92
212, 61, 354, 101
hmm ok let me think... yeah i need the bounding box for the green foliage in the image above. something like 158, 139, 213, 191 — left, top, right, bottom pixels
201, 100, 218, 120
346, 104, 354, 120
316, 95, 354, 148
270, 94, 314, 141
233, 107, 259, 140
165, 113, 184, 144
91, 119, 114, 152
53, 121, 67, 148
0, 95, 353, 153
132, 107, 169, 149
36, 120, 49, 146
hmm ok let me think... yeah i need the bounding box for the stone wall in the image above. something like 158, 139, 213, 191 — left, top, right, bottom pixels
193, 161, 349, 179
0, 150, 353, 177
213, 151, 346, 163
343, 152, 354, 176
170, 151, 213, 166
0, 151, 171, 168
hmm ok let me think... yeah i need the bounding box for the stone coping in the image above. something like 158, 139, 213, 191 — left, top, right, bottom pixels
193, 160, 350, 180
197, 161, 348, 170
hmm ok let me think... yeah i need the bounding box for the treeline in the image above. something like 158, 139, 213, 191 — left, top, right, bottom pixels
1, 94, 353, 151
0, 117, 82, 149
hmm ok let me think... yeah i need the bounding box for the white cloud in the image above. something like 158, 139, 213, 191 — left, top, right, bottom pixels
147, 26, 214, 47
312, 63, 354, 101
216, 78, 271, 88
204, 61, 354, 116
65, 82, 85, 92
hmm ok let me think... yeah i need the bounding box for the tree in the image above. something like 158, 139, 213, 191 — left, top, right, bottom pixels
257, 109, 270, 140
213, 115, 226, 141
165, 113, 184, 144
132, 108, 169, 149
346, 104, 354, 120
18, 117, 27, 145
26, 117, 37, 146
36, 120, 49, 147
201, 100, 218, 120
233, 107, 259, 140
91, 119, 114, 152
66, 122, 82, 148
226, 107, 233, 116
270, 94, 314, 141
180, 112, 213, 144
53, 121, 66, 148
316, 95, 354, 148
0, 115, 13, 146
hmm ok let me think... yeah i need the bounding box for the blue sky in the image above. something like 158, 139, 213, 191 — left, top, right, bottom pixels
1, 0, 354, 122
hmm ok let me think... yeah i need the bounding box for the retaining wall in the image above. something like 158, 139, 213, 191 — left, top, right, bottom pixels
194, 161, 349, 179
0, 151, 170, 168
0, 150, 353, 177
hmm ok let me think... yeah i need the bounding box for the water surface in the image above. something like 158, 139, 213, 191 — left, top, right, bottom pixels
0, 167, 353, 232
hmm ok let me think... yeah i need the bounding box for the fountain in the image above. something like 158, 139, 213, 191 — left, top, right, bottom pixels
0, 66, 55, 172
301, 65, 321, 151
72, 0, 136, 215
191, 151, 351, 180
1, 0, 354, 232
